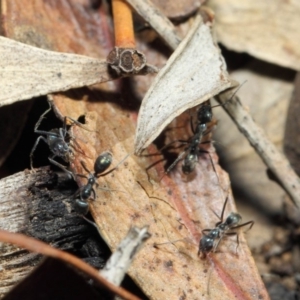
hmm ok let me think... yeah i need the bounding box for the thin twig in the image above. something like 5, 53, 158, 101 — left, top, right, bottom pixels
100, 226, 151, 286
0, 230, 141, 300
216, 87, 300, 208
125, 0, 181, 50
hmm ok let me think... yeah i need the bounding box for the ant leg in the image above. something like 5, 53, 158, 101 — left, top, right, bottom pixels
224, 232, 239, 255
33, 103, 52, 133
235, 233, 239, 255
212, 81, 246, 109
231, 220, 254, 232
189, 114, 195, 134
59, 127, 68, 141
212, 237, 223, 253
48, 156, 75, 180
159, 139, 189, 152
164, 148, 187, 175
80, 160, 92, 174
217, 197, 229, 225
90, 188, 96, 200
213, 200, 229, 229
75, 173, 89, 180
30, 136, 48, 169
64, 116, 96, 133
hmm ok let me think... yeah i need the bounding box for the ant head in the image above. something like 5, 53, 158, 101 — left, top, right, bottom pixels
225, 212, 241, 227
199, 235, 214, 254
198, 103, 212, 124
51, 139, 69, 157
94, 152, 113, 175
182, 153, 198, 174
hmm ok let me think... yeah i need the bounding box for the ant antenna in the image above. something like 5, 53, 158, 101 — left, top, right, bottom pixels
212, 80, 247, 109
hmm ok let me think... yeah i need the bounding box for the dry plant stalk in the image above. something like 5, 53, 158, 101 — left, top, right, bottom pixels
217, 88, 300, 208
125, 0, 181, 49
107, 0, 148, 75
112, 0, 135, 48
0, 230, 141, 300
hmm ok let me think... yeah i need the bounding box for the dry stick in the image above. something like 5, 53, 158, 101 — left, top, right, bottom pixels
127, 0, 300, 207
112, 0, 136, 48
0, 230, 141, 300
100, 226, 151, 286
216, 90, 300, 208
125, 0, 181, 50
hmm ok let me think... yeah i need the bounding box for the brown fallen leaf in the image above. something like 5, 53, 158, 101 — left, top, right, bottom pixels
208, 0, 300, 70
1, 0, 268, 299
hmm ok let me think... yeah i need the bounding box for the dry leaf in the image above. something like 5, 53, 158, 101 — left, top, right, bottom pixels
208, 0, 300, 70
0, 36, 116, 107
72, 97, 268, 299
134, 16, 232, 154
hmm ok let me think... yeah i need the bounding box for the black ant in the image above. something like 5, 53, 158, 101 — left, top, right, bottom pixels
198, 196, 254, 258
30, 101, 90, 177
163, 84, 246, 176
74, 151, 130, 215
74, 152, 113, 215
164, 100, 213, 175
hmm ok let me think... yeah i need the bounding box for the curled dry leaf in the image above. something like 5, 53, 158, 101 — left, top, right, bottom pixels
208, 0, 300, 71
0, 36, 117, 107
2, 0, 268, 299
134, 16, 232, 154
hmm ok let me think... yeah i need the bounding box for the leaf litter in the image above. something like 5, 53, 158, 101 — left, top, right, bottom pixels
1, 0, 269, 299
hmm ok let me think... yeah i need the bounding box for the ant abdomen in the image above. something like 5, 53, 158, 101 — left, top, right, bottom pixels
182, 153, 198, 174
75, 198, 89, 215
94, 152, 113, 174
